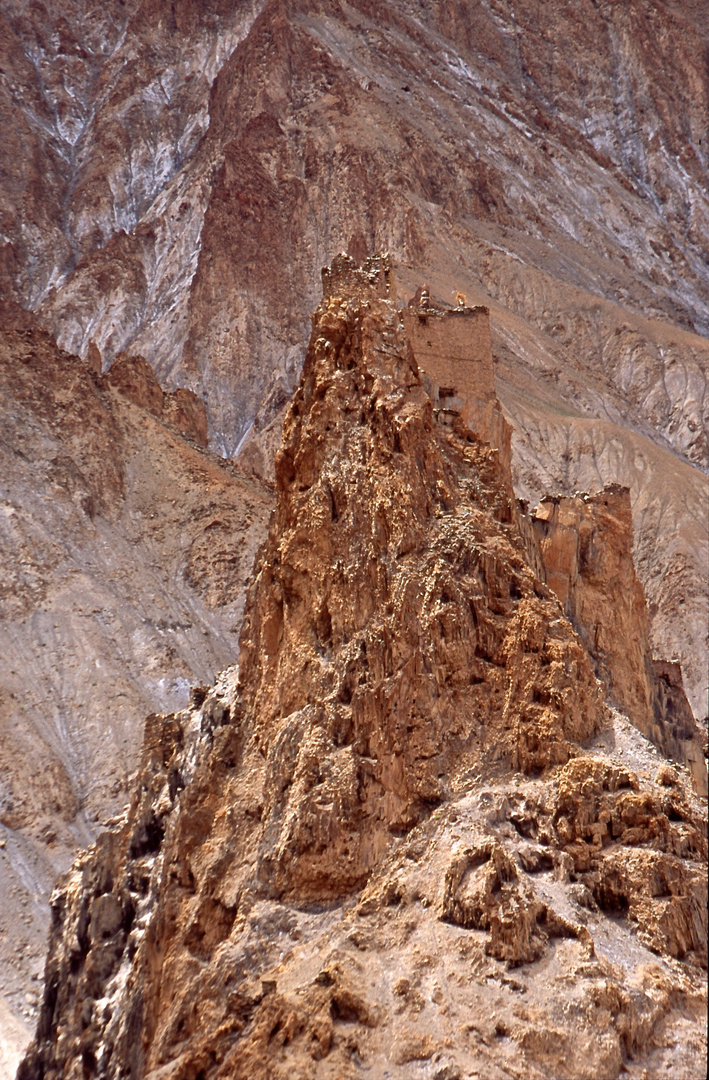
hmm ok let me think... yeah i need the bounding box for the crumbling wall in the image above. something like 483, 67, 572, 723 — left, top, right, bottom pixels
401, 302, 512, 475
529, 487, 707, 795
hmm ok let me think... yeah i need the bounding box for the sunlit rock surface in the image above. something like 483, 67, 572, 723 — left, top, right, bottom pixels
1, 0, 707, 717
17, 260, 707, 1080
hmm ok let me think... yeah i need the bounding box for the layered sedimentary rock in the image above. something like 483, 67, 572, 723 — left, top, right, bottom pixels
19, 262, 707, 1080
0, 314, 273, 1069
528, 488, 706, 795
1, 0, 707, 720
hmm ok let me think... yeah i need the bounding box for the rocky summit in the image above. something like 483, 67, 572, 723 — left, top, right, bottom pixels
1, 0, 708, 1075
17, 259, 707, 1080
1, 0, 707, 718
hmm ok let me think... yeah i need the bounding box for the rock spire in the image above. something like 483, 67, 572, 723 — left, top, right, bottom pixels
19, 258, 707, 1080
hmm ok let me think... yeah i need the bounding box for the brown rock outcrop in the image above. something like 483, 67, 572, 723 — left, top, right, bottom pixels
529, 487, 707, 794
235, 256, 603, 897
104, 354, 166, 417
1, 0, 706, 723
19, 261, 706, 1080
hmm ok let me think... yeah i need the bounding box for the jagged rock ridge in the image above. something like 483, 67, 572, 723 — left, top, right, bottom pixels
526, 487, 707, 796
19, 259, 707, 1080
1, 0, 707, 722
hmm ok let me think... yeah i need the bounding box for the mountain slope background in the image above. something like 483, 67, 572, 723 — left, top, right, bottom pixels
0, 0, 707, 1071
2, 0, 706, 715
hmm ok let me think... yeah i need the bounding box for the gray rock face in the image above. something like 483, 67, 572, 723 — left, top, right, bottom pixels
0, 319, 273, 1071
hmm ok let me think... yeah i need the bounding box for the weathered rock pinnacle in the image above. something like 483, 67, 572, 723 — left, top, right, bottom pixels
19, 259, 707, 1080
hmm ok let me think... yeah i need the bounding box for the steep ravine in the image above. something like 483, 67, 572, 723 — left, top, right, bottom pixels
0, 313, 273, 1074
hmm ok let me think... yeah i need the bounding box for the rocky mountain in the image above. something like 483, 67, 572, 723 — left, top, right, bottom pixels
1, 0, 708, 1072
1, 0, 707, 717
0, 306, 273, 1073
18, 259, 707, 1080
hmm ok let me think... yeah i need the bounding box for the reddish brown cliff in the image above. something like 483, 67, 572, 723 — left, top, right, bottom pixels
235, 256, 603, 891
529, 488, 707, 795
18, 261, 707, 1080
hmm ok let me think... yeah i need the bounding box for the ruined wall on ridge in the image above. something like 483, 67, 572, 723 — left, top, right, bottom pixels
401, 302, 512, 477
529, 488, 707, 795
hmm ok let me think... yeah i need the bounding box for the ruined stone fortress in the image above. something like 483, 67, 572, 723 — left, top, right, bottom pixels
326, 253, 704, 796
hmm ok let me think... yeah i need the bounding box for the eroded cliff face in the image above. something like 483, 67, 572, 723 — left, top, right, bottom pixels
19, 263, 707, 1080
1, 0, 707, 720
0, 312, 273, 1070
528, 487, 706, 795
